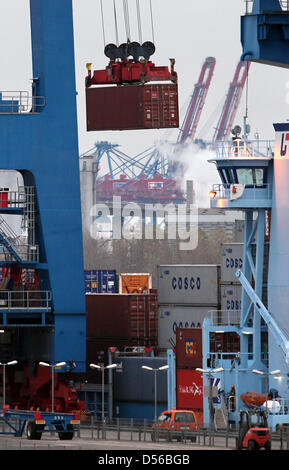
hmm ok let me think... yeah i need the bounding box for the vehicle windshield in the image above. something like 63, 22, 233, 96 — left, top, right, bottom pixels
158, 413, 171, 422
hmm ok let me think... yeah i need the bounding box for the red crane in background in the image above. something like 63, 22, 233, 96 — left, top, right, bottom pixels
213, 60, 251, 142
177, 57, 216, 144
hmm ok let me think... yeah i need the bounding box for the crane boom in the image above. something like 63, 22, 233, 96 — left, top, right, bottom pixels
213, 61, 250, 142
177, 57, 216, 144
235, 269, 289, 364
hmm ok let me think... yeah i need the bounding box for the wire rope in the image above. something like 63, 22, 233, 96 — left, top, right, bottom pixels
136, 0, 142, 44
99, 0, 106, 46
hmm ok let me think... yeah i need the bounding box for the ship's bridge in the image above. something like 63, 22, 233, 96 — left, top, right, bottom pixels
209, 139, 273, 209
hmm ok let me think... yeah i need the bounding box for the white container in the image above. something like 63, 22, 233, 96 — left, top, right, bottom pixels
157, 265, 220, 306
158, 305, 213, 349
221, 243, 244, 283
220, 284, 242, 312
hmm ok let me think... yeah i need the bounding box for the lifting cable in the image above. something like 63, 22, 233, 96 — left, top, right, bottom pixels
123, 0, 131, 41
100, 0, 106, 47
149, 0, 155, 44
245, 61, 250, 125
113, 0, 119, 46
136, 0, 142, 44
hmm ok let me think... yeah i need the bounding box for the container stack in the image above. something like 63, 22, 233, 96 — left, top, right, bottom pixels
85, 269, 118, 293
85, 291, 158, 366
220, 243, 243, 318
157, 265, 220, 351
175, 327, 203, 424
220, 242, 269, 314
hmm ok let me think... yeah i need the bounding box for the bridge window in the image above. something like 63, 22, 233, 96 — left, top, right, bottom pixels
236, 168, 265, 186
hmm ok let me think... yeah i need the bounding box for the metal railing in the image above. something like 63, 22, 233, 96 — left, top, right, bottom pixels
0, 290, 52, 311
0, 244, 40, 263
214, 139, 274, 160
212, 183, 272, 200
0, 189, 26, 209
208, 309, 241, 327
0, 91, 45, 114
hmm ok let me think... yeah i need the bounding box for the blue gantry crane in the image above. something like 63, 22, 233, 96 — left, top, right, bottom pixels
0, 0, 86, 372
200, 0, 289, 431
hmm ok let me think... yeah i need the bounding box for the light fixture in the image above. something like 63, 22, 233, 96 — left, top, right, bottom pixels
215, 330, 225, 333
142, 365, 153, 371
252, 369, 264, 375
269, 369, 281, 376
159, 365, 169, 371
209, 191, 217, 199
90, 363, 101, 369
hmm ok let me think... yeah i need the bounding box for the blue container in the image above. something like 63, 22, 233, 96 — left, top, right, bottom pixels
84, 270, 117, 293
114, 401, 167, 421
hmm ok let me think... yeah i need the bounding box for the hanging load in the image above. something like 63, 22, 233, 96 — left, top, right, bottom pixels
85, 44, 178, 132
85, 1, 179, 131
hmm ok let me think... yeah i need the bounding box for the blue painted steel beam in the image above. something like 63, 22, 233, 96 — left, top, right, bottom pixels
241, 0, 289, 68
0, 0, 86, 370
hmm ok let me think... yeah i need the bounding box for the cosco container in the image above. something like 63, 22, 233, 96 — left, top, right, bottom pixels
221, 243, 269, 285
220, 243, 243, 283
158, 305, 211, 350
86, 83, 179, 131
175, 327, 202, 369
157, 265, 220, 305
119, 273, 152, 294
85, 293, 158, 342
84, 270, 117, 293
220, 284, 242, 312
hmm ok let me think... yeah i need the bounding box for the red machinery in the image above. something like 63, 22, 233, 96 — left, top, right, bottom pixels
7, 364, 85, 413
94, 173, 184, 203
85, 41, 179, 132
177, 57, 216, 144
213, 61, 251, 142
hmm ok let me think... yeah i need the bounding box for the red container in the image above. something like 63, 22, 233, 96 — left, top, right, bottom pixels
176, 369, 203, 410
85, 293, 158, 342
175, 328, 202, 369
86, 83, 179, 131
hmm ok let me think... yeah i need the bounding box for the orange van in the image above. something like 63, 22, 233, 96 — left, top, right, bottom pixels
152, 409, 198, 442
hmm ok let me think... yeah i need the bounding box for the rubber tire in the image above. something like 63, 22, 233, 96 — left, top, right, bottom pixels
248, 440, 257, 451
26, 421, 42, 440
58, 424, 74, 440
264, 440, 271, 451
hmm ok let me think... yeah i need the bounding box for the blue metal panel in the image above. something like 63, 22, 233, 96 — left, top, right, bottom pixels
241, 0, 289, 68
115, 401, 167, 420
113, 357, 168, 402
0, 1, 86, 370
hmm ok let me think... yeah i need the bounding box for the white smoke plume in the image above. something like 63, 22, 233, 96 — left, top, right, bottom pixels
155, 140, 221, 208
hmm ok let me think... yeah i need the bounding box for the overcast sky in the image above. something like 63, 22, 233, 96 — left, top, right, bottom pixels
1, 0, 289, 157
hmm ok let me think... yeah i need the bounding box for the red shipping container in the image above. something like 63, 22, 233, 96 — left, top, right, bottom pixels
86, 83, 179, 131
176, 369, 203, 410
175, 328, 202, 369
85, 293, 158, 343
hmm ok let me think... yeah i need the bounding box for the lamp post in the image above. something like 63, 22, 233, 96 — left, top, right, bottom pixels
142, 365, 169, 424
90, 363, 118, 421
39, 361, 66, 412
196, 367, 224, 430
252, 368, 281, 412
0, 360, 17, 408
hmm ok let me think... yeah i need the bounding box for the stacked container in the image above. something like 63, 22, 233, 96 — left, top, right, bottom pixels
85, 291, 158, 366
175, 327, 203, 423
118, 273, 152, 294
85, 270, 118, 294
157, 265, 220, 350
220, 242, 269, 313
